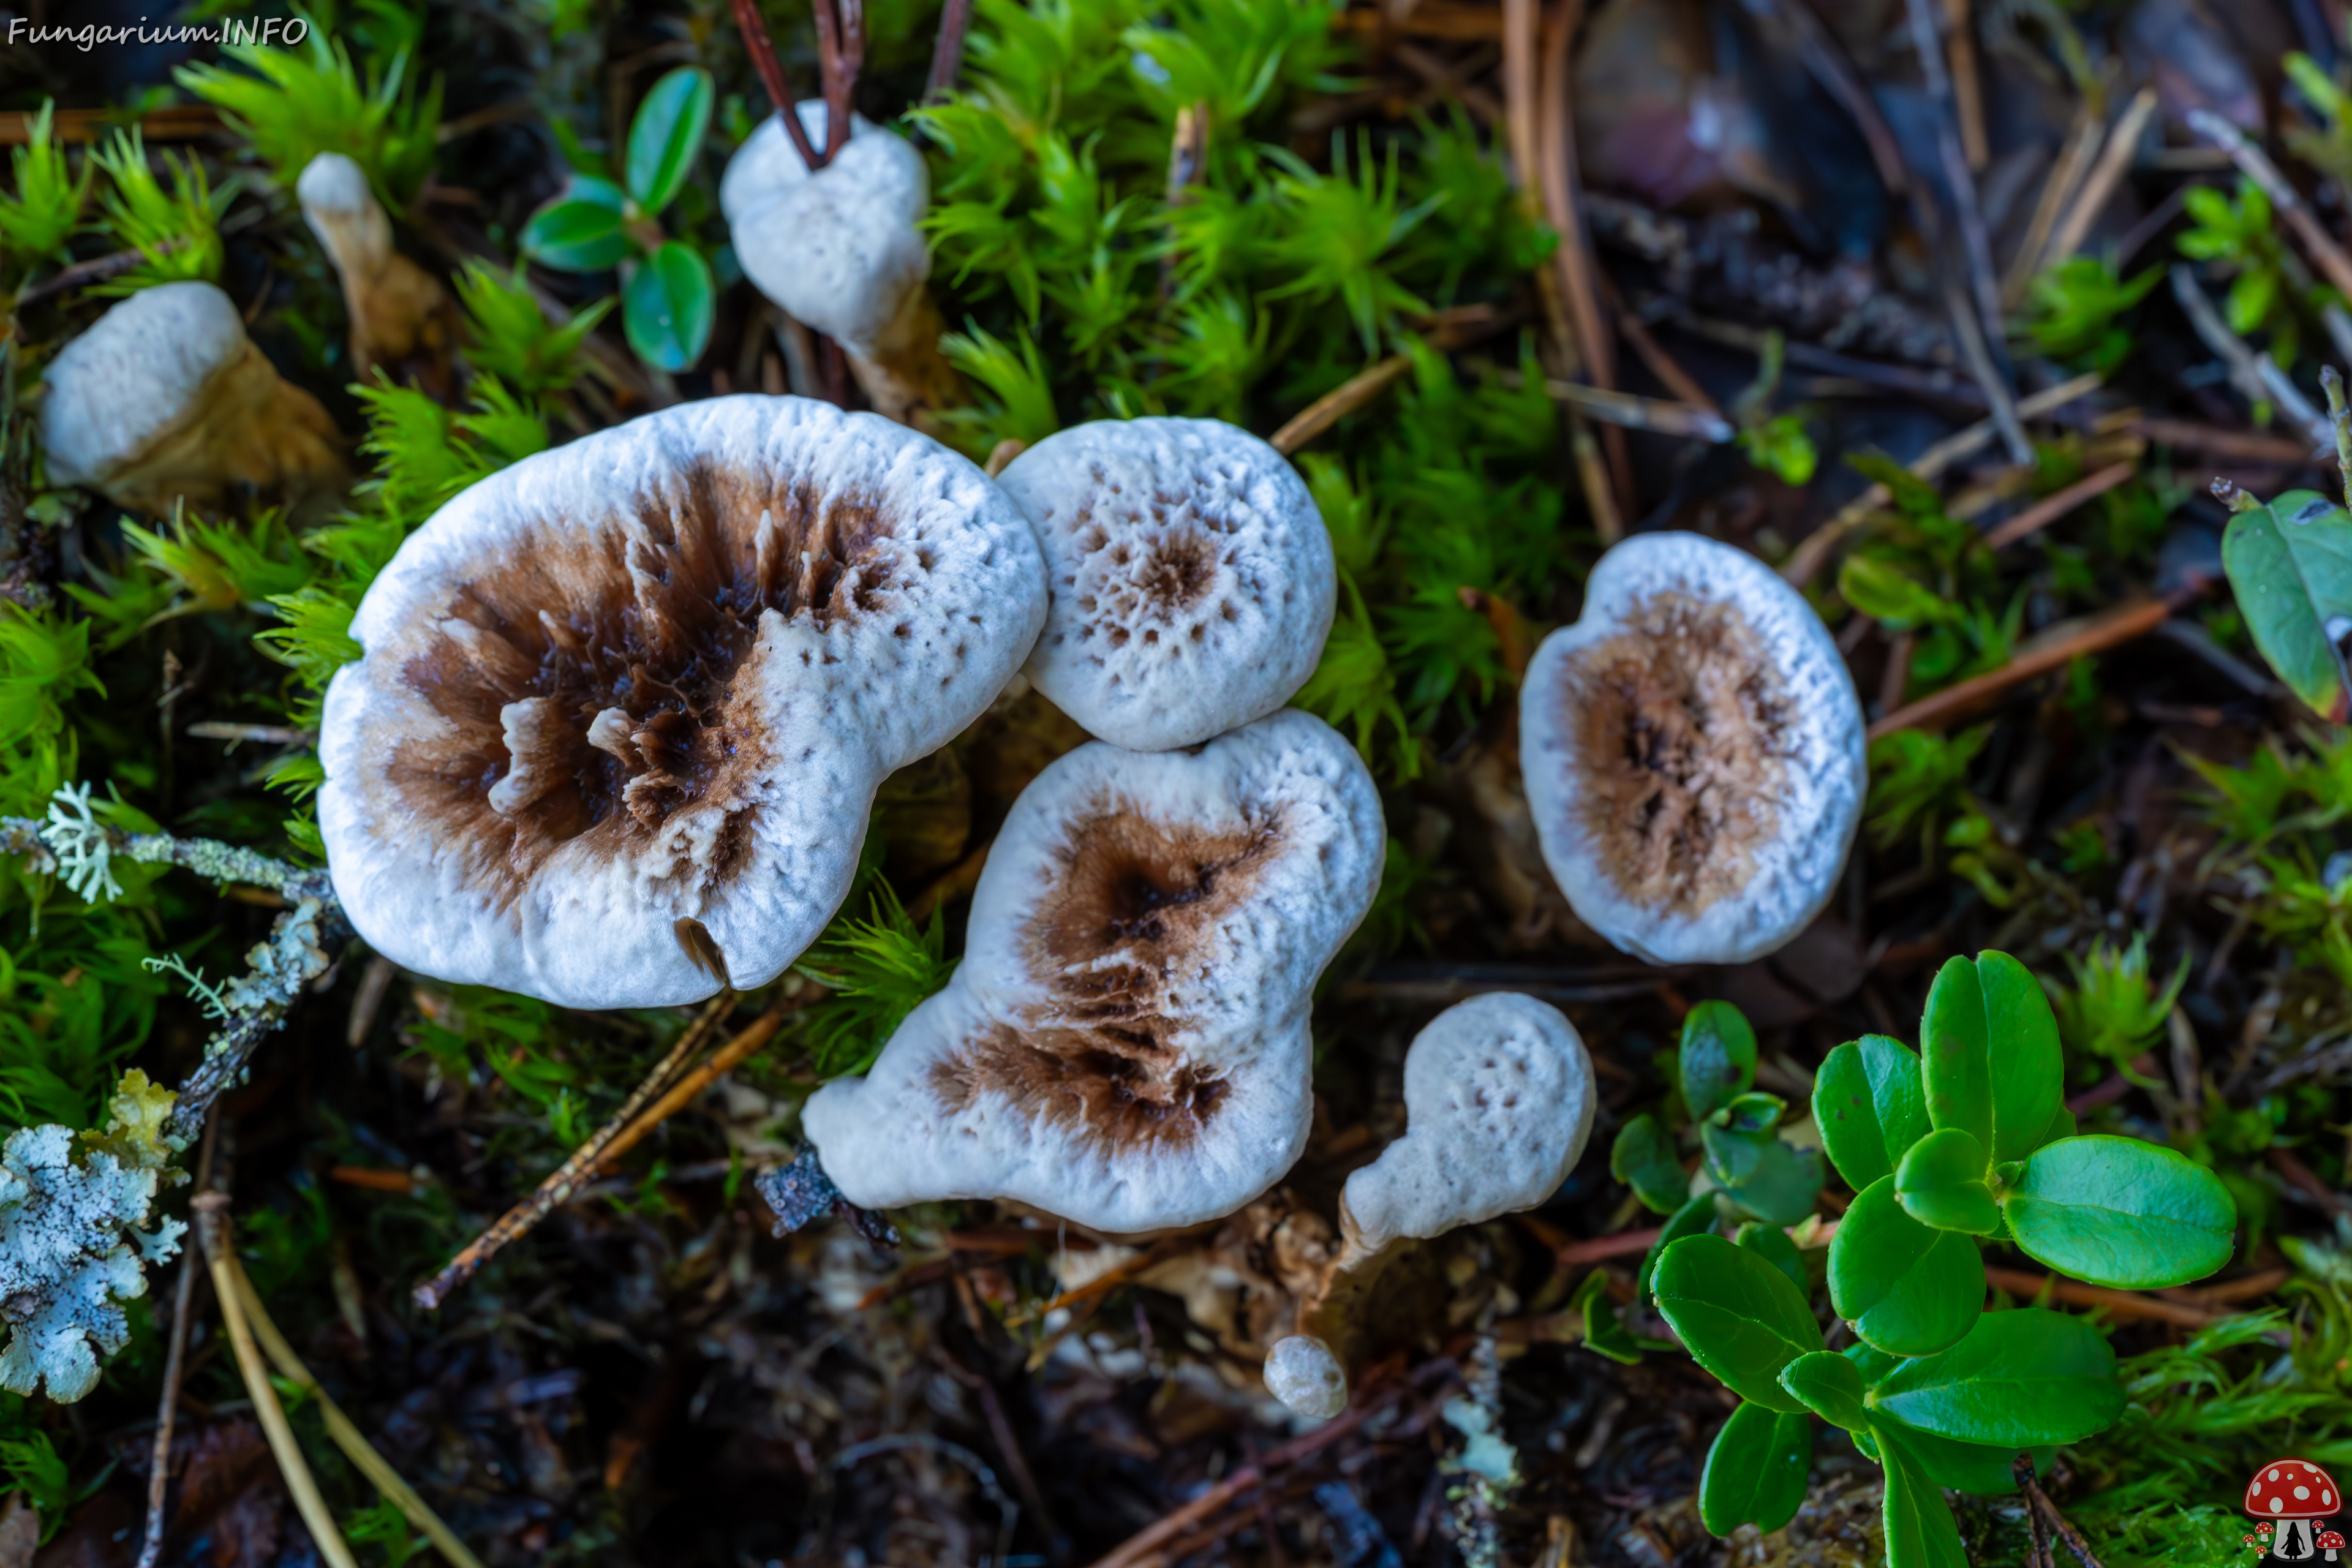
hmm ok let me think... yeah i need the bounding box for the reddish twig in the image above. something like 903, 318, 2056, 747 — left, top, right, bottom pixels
1868, 597, 2173, 739
812, 0, 865, 165
1981, 1265, 2233, 1327
1555, 1227, 1662, 1266
730, 0, 820, 168
1981, 461, 2136, 551
2022, 1471, 2111, 1568
926, 0, 974, 100
413, 993, 746, 1310
2271, 1147, 2352, 1218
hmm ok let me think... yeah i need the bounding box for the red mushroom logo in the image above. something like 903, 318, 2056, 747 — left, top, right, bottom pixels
2246, 1460, 2343, 1561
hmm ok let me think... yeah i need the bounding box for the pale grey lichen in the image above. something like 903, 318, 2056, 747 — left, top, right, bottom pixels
41, 782, 118, 902
0, 1124, 184, 1402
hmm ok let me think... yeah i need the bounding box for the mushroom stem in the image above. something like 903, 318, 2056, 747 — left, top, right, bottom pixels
297, 154, 457, 395
846, 283, 964, 427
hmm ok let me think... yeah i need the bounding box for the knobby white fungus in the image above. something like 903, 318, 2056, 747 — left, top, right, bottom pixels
1337, 993, 1598, 1264
997, 418, 1337, 752
1263, 1334, 1348, 1420
1518, 531, 1864, 965
40, 279, 345, 517
317, 394, 1047, 1009
720, 104, 957, 423
297, 153, 456, 390
802, 709, 1385, 1233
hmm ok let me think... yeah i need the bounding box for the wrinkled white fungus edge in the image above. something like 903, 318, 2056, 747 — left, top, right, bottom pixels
40, 281, 249, 489
1518, 530, 1865, 965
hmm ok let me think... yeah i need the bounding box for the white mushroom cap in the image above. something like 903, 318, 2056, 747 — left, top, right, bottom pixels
39, 281, 344, 517
296, 150, 376, 222
1518, 532, 1864, 965
802, 709, 1385, 1232
1338, 993, 1597, 1259
1264, 1334, 1348, 1419
317, 394, 1047, 1009
996, 418, 1337, 752
720, 104, 929, 358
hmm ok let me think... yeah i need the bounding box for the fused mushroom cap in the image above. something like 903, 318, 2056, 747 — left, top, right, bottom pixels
318, 395, 1046, 1009
2247, 1460, 2340, 1518
1519, 531, 1864, 965
1338, 993, 1596, 1257
1264, 1335, 1348, 1420
998, 418, 1337, 752
42, 281, 247, 486
720, 105, 929, 356
802, 709, 1384, 1232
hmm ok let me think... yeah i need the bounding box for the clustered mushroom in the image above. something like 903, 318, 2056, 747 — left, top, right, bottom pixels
1519, 530, 1865, 965
297, 153, 459, 394
317, 395, 1047, 1009
721, 104, 960, 426
40, 279, 347, 518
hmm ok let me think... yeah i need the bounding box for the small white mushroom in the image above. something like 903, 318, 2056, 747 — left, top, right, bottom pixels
316, 394, 1048, 1009
1263, 1334, 1348, 1420
40, 280, 345, 518
995, 418, 1337, 752
296, 153, 457, 391
720, 105, 959, 424
1518, 531, 1864, 965
1336, 993, 1597, 1265
802, 709, 1385, 1234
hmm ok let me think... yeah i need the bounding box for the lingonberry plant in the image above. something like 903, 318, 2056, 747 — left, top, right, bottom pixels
1654, 951, 2238, 1568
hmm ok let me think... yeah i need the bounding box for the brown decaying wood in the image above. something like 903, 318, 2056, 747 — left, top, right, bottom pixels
1980, 461, 2136, 550
1868, 597, 2172, 739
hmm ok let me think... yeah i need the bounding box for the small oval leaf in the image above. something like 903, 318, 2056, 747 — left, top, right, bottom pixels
1611, 1114, 1689, 1216
1864, 1307, 2122, 1447
1780, 1350, 1869, 1430
521, 197, 631, 272
1681, 1000, 1758, 1121
1828, 1175, 1985, 1355
2222, 490, 2352, 723
622, 241, 715, 371
626, 66, 715, 215
1894, 1127, 2000, 1235
1699, 1402, 1812, 1536
1638, 1191, 1717, 1301
1653, 1234, 1825, 1414
1875, 1422, 1973, 1568
1921, 952, 2063, 1164
2001, 1134, 2237, 1288
1814, 1034, 1931, 1192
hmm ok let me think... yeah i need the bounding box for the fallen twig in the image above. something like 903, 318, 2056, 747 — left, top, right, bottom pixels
1982, 1264, 2233, 1327
413, 992, 753, 1309
2005, 95, 2104, 304
2270, 1147, 2352, 1218
1868, 597, 2172, 739
729, 0, 820, 168
1780, 372, 2103, 587
134, 1115, 216, 1568
925, 0, 974, 99
1270, 353, 1413, 454
1980, 461, 2136, 550
225, 1253, 488, 1568
196, 1196, 363, 1568
1556, 1226, 1663, 1265
2189, 110, 2352, 306
1540, 377, 1733, 441
591, 999, 799, 1174
2042, 88, 2160, 274
2022, 1469, 2111, 1568
2169, 265, 2329, 451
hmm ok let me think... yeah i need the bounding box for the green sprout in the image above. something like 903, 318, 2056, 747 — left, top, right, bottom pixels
521, 66, 715, 372
0, 103, 88, 268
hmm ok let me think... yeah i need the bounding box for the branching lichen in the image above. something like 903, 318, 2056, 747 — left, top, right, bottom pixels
0, 1076, 189, 1403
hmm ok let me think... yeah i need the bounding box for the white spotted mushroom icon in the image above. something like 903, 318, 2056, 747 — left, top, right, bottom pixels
2246, 1458, 2343, 1561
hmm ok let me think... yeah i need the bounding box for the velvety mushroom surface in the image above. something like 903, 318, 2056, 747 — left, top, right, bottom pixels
318, 396, 1046, 1008
803, 709, 1383, 1232
1520, 531, 1864, 965
998, 418, 1337, 752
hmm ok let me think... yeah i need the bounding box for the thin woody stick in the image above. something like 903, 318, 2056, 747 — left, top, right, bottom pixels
1980, 460, 2136, 550
729, 0, 819, 168
925, 0, 974, 100
590, 998, 800, 1175
225, 1255, 488, 1568
196, 1197, 363, 1568
2188, 108, 2352, 306
413, 993, 739, 1309
1868, 597, 2173, 739
1270, 353, 1413, 454
2043, 88, 2158, 273
134, 1114, 216, 1568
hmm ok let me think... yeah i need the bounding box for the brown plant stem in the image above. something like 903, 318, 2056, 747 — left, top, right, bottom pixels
196, 1197, 363, 1568
1555, 1226, 1662, 1265
1270, 353, 1414, 454
729, 0, 819, 168
1980, 1265, 2232, 1327
1868, 597, 2173, 739
589, 998, 800, 1175
413, 992, 742, 1309
926, 0, 974, 100
2022, 1472, 2111, 1568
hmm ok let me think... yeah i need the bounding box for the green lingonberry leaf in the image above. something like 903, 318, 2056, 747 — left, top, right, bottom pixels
1814, 1033, 1931, 1191
2000, 1134, 2238, 1288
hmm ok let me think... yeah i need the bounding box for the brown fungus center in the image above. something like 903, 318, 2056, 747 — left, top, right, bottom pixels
385, 462, 899, 899
1560, 590, 1790, 918
929, 805, 1283, 1152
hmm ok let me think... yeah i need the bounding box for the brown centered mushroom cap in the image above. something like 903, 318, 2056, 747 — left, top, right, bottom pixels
39, 281, 345, 518
801, 709, 1385, 1234
317, 394, 1047, 1009
1518, 530, 1864, 965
